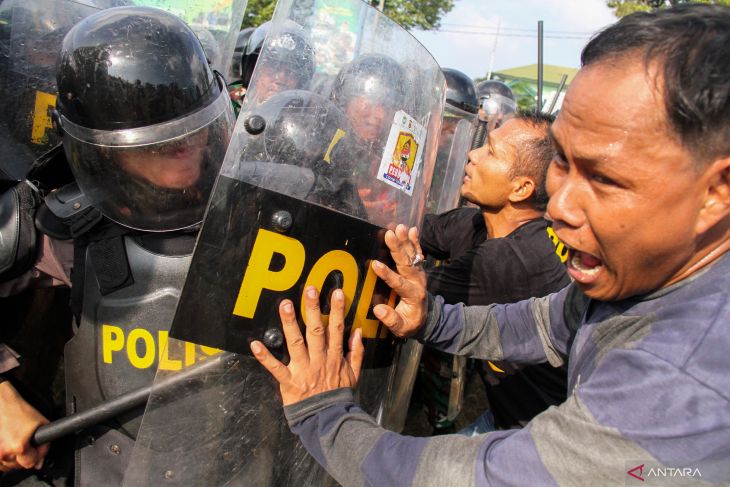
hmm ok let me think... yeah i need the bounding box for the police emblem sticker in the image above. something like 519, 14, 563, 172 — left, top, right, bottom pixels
377, 110, 425, 196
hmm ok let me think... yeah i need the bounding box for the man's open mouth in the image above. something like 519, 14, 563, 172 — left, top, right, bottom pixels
567, 248, 604, 283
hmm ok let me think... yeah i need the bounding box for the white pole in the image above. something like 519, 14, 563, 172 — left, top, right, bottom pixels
486, 19, 501, 80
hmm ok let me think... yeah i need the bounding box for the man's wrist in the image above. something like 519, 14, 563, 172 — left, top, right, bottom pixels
283, 388, 354, 427
414, 293, 442, 343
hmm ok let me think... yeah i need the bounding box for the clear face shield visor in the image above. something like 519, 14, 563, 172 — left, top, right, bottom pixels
60, 76, 235, 232
480, 93, 517, 116
479, 93, 517, 130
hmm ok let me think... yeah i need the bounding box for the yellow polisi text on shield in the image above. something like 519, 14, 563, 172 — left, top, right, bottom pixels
102, 325, 221, 370
232, 228, 394, 339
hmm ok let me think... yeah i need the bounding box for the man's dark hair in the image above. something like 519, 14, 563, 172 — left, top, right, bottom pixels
581, 4, 730, 163
509, 110, 555, 211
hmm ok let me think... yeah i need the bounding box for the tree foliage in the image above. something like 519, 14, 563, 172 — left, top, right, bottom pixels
241, 0, 454, 31
607, 0, 730, 18
242, 0, 277, 29
367, 0, 454, 31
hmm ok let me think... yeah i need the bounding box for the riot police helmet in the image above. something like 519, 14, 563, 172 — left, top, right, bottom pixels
475, 79, 517, 118
229, 27, 255, 81
330, 53, 406, 143
193, 26, 223, 71
245, 90, 351, 175
240, 21, 315, 93
243, 89, 364, 216
55, 6, 235, 232
442, 68, 478, 115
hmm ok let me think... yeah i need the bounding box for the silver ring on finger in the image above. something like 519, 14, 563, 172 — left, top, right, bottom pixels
408, 253, 425, 267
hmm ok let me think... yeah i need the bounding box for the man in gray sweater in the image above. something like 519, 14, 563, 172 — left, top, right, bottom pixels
251, 4, 730, 486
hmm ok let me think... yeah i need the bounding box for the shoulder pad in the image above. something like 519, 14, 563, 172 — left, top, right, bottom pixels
0, 182, 40, 280
37, 183, 102, 239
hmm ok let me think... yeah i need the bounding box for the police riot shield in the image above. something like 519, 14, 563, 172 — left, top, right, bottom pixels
426, 104, 476, 213
381, 110, 473, 432
0, 0, 244, 181
124, 0, 445, 484
435, 116, 475, 213
0, 0, 97, 179
132, 0, 247, 77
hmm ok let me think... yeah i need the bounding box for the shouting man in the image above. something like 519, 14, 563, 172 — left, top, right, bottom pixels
252, 4, 730, 486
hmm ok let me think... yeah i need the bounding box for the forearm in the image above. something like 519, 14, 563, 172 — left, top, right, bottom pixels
417, 294, 566, 366
283, 378, 708, 487
283, 388, 593, 487
284, 388, 485, 487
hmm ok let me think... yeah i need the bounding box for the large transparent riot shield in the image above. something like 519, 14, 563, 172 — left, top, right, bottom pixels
426, 104, 476, 214
435, 116, 475, 213
0, 0, 244, 180
0, 0, 97, 179
124, 0, 445, 485
131, 0, 247, 77
381, 108, 474, 431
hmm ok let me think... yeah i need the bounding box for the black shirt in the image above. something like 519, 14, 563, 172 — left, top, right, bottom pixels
421, 207, 571, 428
422, 208, 569, 305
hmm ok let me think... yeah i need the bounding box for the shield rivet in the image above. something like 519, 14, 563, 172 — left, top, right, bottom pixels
263, 328, 284, 349
110, 444, 121, 455
271, 211, 293, 233
164, 470, 174, 480
244, 115, 266, 135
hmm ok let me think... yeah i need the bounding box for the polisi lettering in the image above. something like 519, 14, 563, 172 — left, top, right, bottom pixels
102, 324, 221, 370
31, 91, 57, 145
233, 228, 394, 339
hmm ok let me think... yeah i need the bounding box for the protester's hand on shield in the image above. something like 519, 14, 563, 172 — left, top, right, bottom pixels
0, 381, 49, 472
251, 287, 364, 406
371, 224, 429, 338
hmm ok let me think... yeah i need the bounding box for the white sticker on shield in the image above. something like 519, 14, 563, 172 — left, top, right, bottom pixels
377, 110, 425, 196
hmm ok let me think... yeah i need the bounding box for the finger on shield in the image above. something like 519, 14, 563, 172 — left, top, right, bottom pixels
326, 289, 345, 358
408, 226, 424, 258
279, 299, 309, 365
385, 224, 423, 273
371, 260, 418, 303
251, 340, 292, 384
302, 286, 326, 364
372, 302, 408, 337
346, 328, 364, 381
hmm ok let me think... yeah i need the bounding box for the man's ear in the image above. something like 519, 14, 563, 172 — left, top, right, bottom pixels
696, 157, 730, 235
508, 176, 535, 203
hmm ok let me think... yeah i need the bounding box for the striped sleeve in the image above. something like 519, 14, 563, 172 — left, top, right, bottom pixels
285, 345, 730, 486
417, 285, 574, 366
